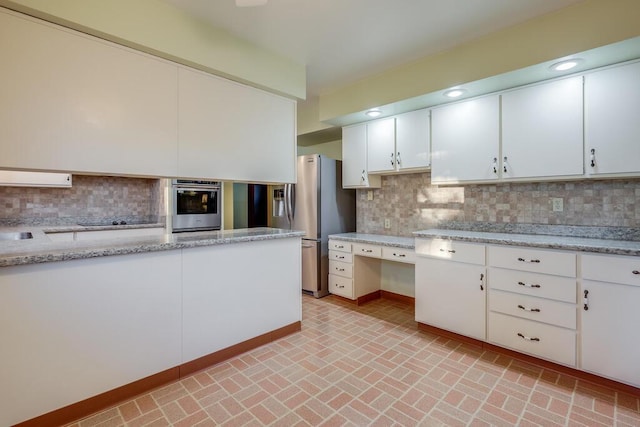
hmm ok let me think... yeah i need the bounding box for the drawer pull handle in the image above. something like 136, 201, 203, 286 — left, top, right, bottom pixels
517, 257, 540, 263
518, 281, 541, 289
336, 284, 345, 289
362, 249, 373, 253
439, 249, 456, 253
393, 253, 406, 257
336, 245, 344, 249
583, 289, 589, 311
337, 256, 345, 259
518, 304, 541, 313
517, 333, 540, 342
633, 270, 640, 275
480, 273, 484, 291
336, 268, 345, 272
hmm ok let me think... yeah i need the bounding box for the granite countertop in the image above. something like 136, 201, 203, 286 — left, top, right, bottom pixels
414, 229, 640, 257
43, 222, 166, 233
328, 233, 414, 249
0, 227, 305, 267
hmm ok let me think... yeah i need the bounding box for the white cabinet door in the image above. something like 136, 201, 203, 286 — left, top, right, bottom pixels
431, 95, 500, 183
581, 280, 640, 387
585, 61, 640, 177
395, 109, 430, 171
501, 77, 583, 180
178, 68, 296, 183
0, 251, 182, 427
182, 238, 301, 362
0, 10, 179, 177
342, 124, 381, 188
415, 257, 486, 340
367, 118, 396, 173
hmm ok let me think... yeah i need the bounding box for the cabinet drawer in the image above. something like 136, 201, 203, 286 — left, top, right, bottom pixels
382, 247, 416, 264
353, 243, 382, 258
329, 260, 353, 278
415, 238, 485, 265
489, 290, 576, 329
329, 240, 352, 253
329, 274, 354, 299
488, 312, 576, 367
488, 268, 576, 303
581, 253, 640, 287
488, 246, 575, 277
329, 250, 353, 263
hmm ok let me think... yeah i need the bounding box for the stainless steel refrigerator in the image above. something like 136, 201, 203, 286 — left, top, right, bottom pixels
270, 154, 355, 297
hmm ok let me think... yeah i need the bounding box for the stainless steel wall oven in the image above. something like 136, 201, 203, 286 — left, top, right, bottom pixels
172, 179, 221, 232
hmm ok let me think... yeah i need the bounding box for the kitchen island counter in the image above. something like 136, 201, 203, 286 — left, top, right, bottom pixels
0, 227, 305, 267
1, 226, 303, 426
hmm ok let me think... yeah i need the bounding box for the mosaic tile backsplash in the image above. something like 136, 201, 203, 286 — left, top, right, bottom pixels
0, 175, 164, 226
357, 172, 640, 237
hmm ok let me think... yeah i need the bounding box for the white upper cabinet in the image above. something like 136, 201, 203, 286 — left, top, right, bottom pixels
178, 68, 296, 183
501, 77, 584, 180
342, 124, 381, 188
585, 61, 640, 177
367, 110, 431, 174
0, 9, 179, 177
367, 118, 397, 173
431, 95, 500, 184
395, 109, 431, 171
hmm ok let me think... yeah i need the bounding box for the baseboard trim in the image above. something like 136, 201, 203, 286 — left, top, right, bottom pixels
14, 321, 302, 427
417, 322, 640, 397
380, 290, 415, 306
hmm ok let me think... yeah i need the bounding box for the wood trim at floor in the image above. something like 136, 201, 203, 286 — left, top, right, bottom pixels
417, 322, 640, 397
14, 321, 302, 427
380, 290, 415, 305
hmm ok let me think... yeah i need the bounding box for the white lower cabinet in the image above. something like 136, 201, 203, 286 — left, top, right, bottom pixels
328, 239, 414, 301
181, 238, 301, 362
487, 245, 577, 367
580, 253, 640, 387
415, 238, 486, 340
0, 251, 183, 427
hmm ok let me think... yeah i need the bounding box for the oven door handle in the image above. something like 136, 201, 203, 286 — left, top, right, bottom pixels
174, 187, 220, 193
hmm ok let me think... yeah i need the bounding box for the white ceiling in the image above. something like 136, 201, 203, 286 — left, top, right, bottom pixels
164, 0, 584, 98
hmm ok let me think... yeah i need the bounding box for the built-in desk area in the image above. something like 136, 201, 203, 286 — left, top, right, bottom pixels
328, 233, 415, 304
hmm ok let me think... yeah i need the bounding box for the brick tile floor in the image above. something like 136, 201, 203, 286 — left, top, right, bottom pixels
66, 295, 640, 426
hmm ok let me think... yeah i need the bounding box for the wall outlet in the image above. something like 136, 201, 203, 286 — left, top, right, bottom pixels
384, 218, 391, 229
551, 197, 564, 212
367, 190, 373, 201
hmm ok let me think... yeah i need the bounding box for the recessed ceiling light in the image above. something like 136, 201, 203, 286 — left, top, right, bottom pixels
365, 109, 382, 117
550, 58, 583, 71
443, 88, 466, 98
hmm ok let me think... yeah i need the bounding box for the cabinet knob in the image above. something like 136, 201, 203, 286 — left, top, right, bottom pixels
632, 270, 639, 275
503, 156, 508, 173
493, 157, 498, 174
590, 148, 596, 168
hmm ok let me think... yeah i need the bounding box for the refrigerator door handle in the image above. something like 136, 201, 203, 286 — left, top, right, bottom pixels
285, 183, 295, 225
283, 183, 290, 225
